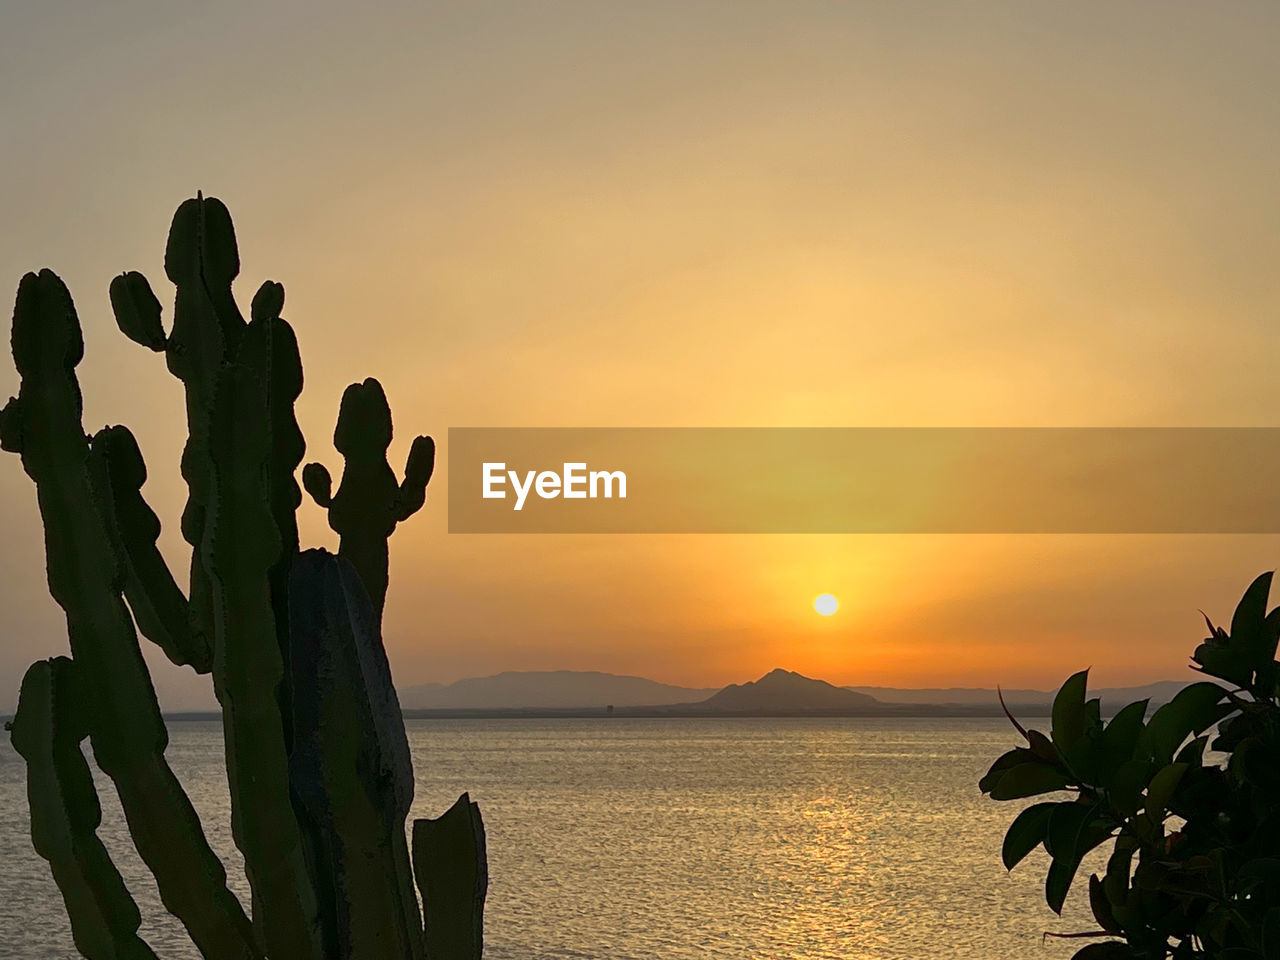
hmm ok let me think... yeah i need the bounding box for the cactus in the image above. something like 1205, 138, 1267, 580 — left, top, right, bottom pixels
9, 657, 158, 960
414, 794, 488, 960
303, 378, 435, 621
205, 320, 322, 958
4, 197, 487, 960
88, 425, 212, 673
1, 267, 260, 960
288, 549, 424, 959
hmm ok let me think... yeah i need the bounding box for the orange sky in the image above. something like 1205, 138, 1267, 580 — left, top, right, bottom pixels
4, 2, 1280, 709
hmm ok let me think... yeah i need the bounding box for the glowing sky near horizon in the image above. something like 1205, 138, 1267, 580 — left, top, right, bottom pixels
4, 1, 1280, 709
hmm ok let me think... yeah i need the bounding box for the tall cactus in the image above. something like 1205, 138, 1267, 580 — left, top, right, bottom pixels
0, 268, 260, 959
205, 319, 322, 958
4, 197, 487, 960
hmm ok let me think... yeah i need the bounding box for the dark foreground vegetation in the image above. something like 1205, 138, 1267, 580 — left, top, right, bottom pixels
983, 574, 1280, 959
2, 197, 485, 960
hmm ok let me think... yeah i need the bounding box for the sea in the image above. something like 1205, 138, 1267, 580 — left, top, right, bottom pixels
0, 717, 1103, 959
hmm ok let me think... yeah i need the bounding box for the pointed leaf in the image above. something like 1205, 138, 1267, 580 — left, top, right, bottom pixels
1002, 802, 1055, 870
1144, 762, 1187, 820
1052, 670, 1090, 752
991, 763, 1072, 801
1140, 682, 1229, 765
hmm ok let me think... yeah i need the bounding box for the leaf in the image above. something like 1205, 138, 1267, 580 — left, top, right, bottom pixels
1144, 762, 1188, 820
1140, 682, 1230, 766
1045, 802, 1093, 860
980, 746, 1064, 795
990, 763, 1073, 801
1193, 573, 1277, 689
1053, 670, 1091, 752
1002, 802, 1055, 870
1089, 873, 1120, 933
1046, 855, 1078, 915
1100, 699, 1148, 782
1044, 802, 1115, 915
1107, 760, 1150, 817
979, 747, 1039, 794
1027, 729, 1059, 763
1229, 571, 1272, 657
1102, 840, 1135, 908
1174, 734, 1208, 768
1085, 697, 1103, 735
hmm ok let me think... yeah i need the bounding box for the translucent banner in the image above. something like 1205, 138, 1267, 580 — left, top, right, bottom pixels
446, 427, 1280, 533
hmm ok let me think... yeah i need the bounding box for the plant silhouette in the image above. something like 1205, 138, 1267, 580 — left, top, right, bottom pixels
981, 573, 1280, 960
0, 195, 486, 960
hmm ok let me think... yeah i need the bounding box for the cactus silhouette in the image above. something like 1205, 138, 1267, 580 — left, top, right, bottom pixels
303, 378, 435, 621
3, 198, 486, 960
10, 657, 159, 960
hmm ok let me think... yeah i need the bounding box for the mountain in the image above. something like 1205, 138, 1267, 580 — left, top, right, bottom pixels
393, 669, 1193, 716
845, 680, 1188, 710
701, 669, 881, 712
397, 670, 716, 710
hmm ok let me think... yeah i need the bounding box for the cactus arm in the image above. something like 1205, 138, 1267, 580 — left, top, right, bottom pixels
0, 395, 23, 451
245, 285, 305, 556
6, 269, 261, 960
394, 435, 435, 522
154, 194, 248, 650
108, 271, 166, 351
88, 425, 213, 673
288, 549, 424, 960
239, 299, 310, 786
9, 657, 159, 960
314, 379, 433, 619
412, 794, 488, 960
250, 278, 285, 323
205, 337, 323, 960
302, 461, 334, 507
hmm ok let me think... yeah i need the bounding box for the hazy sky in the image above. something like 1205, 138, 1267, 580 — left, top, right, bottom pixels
4, 1, 1280, 710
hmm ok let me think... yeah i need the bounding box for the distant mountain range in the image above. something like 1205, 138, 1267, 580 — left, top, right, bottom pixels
846, 680, 1189, 711
2, 667, 1195, 721
396, 668, 1190, 718
399, 670, 716, 710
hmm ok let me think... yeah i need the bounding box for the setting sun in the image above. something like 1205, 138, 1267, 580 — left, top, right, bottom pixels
814, 593, 839, 616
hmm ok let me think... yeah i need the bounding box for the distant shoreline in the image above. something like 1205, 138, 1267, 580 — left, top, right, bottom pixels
139, 704, 1062, 722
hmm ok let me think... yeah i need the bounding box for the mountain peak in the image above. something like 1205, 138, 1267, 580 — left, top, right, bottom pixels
760, 667, 801, 680
701, 668, 880, 712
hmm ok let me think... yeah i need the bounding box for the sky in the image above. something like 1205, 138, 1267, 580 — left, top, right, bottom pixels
4, 1, 1280, 710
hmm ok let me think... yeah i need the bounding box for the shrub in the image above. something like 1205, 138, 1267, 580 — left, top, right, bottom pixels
980, 573, 1280, 959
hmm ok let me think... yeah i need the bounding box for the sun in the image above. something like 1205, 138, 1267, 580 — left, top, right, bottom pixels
813, 593, 839, 616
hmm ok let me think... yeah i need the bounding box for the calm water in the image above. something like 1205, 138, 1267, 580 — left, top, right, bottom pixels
0, 718, 1101, 959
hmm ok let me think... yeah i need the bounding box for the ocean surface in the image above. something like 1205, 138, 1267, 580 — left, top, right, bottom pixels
0, 718, 1104, 959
